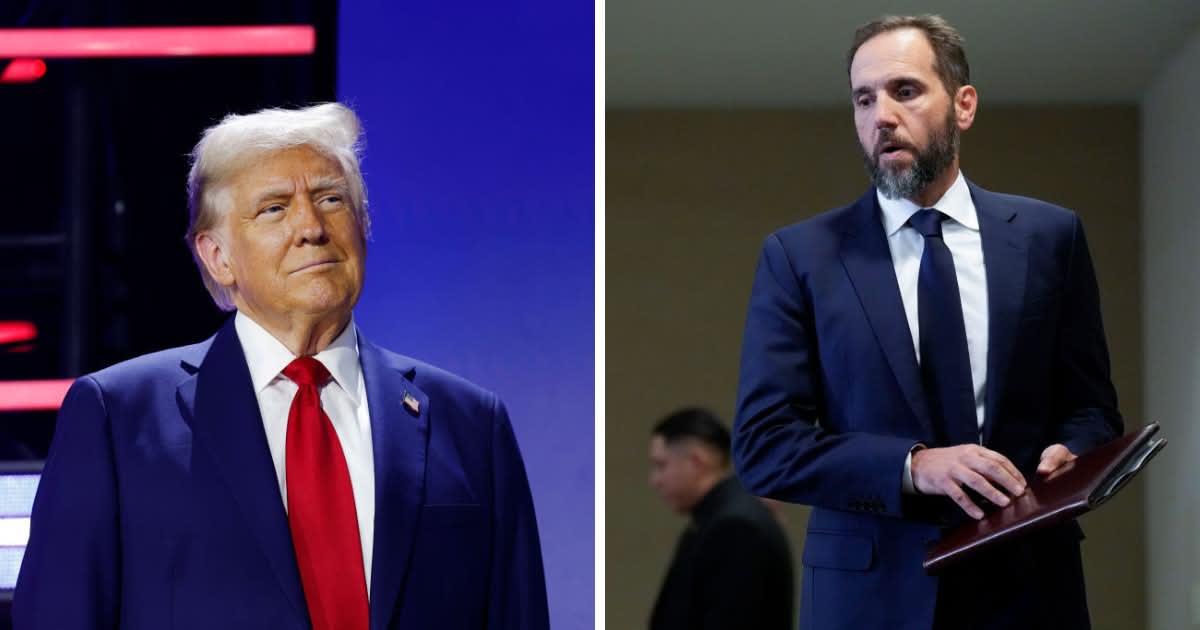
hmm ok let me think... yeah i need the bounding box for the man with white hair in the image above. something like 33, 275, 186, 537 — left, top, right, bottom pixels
15, 103, 550, 630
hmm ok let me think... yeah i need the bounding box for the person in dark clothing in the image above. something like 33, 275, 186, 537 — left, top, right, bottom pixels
648, 408, 794, 630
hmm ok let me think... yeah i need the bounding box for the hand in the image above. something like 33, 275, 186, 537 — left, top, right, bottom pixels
910, 445, 1027, 520
1036, 443, 1077, 480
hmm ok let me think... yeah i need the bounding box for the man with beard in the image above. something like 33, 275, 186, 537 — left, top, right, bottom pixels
732, 14, 1121, 630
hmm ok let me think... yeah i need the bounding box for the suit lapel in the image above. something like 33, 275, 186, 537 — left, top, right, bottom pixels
359, 335, 429, 630
970, 184, 1028, 445
177, 317, 308, 623
838, 191, 933, 434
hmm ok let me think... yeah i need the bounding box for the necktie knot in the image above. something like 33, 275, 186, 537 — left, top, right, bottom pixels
283, 356, 332, 388
910, 208, 947, 238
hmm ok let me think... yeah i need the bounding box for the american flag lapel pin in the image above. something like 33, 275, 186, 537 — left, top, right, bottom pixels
402, 391, 420, 415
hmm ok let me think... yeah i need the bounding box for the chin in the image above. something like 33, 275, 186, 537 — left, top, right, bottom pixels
292, 279, 360, 312
291, 292, 357, 317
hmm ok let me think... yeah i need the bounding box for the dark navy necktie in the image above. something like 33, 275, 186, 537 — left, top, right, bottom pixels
910, 208, 979, 446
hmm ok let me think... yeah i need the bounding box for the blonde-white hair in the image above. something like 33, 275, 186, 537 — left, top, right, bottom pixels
185, 102, 370, 311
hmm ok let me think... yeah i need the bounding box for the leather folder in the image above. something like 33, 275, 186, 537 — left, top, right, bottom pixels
923, 422, 1166, 574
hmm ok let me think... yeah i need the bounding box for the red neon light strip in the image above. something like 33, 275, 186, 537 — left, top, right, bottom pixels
0, 58, 46, 83
0, 26, 315, 59
0, 321, 37, 345
0, 379, 74, 412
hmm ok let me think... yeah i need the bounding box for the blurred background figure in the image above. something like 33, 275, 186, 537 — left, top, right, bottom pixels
647, 407, 793, 630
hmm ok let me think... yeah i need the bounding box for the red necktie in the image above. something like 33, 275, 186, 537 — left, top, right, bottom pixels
283, 357, 369, 630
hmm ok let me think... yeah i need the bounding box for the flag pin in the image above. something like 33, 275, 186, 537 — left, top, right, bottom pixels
402, 391, 420, 415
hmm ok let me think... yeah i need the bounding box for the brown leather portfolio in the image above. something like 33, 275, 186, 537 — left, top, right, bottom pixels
923, 422, 1166, 574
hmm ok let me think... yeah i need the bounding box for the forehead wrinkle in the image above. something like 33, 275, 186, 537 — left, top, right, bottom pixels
250, 180, 298, 206
307, 174, 348, 192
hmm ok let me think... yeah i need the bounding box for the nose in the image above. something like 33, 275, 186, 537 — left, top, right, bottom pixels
874, 94, 900, 130
289, 196, 329, 245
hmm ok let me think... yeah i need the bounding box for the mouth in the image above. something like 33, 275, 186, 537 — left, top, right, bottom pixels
877, 141, 912, 159
291, 259, 339, 274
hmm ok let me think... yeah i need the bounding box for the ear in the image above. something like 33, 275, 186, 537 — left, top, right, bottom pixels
954, 84, 977, 131
194, 231, 236, 288
687, 444, 717, 471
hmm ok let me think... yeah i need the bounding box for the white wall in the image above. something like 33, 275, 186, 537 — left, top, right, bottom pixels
1142, 24, 1200, 630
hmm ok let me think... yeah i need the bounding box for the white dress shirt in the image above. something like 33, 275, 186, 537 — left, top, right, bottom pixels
876, 172, 989, 492
234, 312, 376, 592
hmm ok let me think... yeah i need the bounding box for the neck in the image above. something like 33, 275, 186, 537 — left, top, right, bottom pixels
237, 306, 351, 356
689, 471, 727, 512
909, 159, 961, 208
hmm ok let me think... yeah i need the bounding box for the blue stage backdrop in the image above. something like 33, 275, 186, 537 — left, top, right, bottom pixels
337, 1, 594, 627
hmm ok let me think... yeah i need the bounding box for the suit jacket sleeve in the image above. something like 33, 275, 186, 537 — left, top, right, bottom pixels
733, 233, 917, 517
485, 396, 550, 630
1052, 214, 1123, 455
14, 376, 120, 629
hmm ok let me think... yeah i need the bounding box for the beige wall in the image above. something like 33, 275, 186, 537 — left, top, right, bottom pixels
606, 107, 1144, 629
1142, 25, 1200, 630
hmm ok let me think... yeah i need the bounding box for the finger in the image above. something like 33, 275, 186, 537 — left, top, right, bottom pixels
1043, 463, 1072, 482
974, 448, 1026, 488
1043, 443, 1077, 461
964, 453, 1024, 497
1037, 445, 1069, 474
954, 469, 1012, 509
942, 481, 984, 520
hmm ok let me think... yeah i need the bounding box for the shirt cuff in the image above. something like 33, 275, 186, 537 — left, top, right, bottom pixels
902, 443, 926, 494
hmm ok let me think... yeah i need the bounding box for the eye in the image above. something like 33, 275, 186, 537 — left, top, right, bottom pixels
896, 85, 918, 99
260, 204, 285, 215
854, 94, 872, 109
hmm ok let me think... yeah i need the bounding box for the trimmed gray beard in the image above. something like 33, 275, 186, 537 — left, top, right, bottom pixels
862, 110, 959, 201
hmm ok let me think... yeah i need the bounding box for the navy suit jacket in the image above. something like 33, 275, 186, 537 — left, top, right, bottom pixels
733, 183, 1122, 629
15, 317, 549, 630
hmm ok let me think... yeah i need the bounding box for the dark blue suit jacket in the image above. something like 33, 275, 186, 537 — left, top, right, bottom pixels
733, 183, 1122, 629
14, 317, 549, 630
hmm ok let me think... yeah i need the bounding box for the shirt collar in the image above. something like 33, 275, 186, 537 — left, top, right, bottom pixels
233, 311, 363, 404
877, 170, 978, 236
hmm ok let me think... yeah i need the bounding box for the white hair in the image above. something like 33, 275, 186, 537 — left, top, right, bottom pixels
185, 102, 370, 311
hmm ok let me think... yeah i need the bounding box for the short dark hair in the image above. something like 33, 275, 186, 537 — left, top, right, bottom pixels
846, 14, 970, 96
651, 408, 731, 462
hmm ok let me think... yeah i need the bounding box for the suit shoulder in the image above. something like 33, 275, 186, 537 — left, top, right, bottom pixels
754, 202, 863, 271
702, 484, 785, 535
768, 202, 859, 244
56, 338, 212, 421
723, 494, 782, 529
86, 339, 212, 392
372, 346, 498, 408
979, 189, 1080, 228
